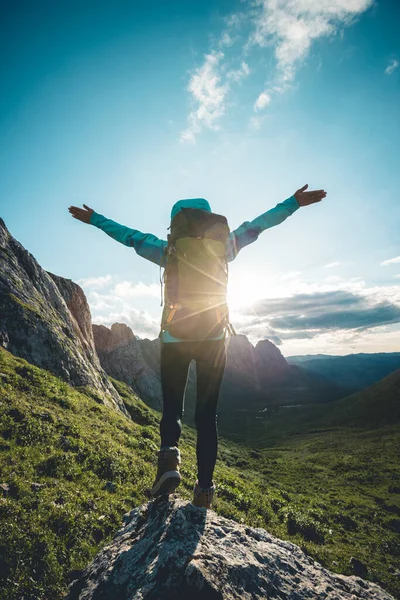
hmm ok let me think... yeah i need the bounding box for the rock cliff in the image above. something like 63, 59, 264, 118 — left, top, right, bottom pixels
93, 323, 162, 410
68, 496, 394, 600
0, 218, 126, 414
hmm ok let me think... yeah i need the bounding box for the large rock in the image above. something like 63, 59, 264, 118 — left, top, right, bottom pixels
48, 272, 98, 357
93, 323, 162, 411
68, 497, 394, 600
0, 218, 126, 414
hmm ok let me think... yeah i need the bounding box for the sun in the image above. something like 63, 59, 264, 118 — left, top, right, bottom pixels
227, 274, 267, 311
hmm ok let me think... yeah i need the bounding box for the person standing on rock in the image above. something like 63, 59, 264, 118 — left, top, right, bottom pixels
69, 184, 326, 508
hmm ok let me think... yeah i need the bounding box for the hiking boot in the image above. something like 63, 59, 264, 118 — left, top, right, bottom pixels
192, 480, 216, 509
150, 446, 181, 497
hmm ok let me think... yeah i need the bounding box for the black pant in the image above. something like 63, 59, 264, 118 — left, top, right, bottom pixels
160, 338, 227, 488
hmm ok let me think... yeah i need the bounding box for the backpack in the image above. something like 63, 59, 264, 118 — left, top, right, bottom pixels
160, 208, 236, 340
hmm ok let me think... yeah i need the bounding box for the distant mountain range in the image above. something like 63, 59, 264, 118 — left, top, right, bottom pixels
286, 353, 400, 394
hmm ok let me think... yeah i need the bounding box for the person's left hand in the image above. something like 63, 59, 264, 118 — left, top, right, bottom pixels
68, 204, 94, 224
294, 184, 327, 207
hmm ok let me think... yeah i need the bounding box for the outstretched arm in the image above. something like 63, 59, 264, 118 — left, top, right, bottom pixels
226, 185, 326, 261
68, 204, 167, 267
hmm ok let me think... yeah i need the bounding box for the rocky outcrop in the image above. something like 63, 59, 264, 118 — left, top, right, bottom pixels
0, 218, 126, 414
93, 323, 162, 410
220, 335, 290, 405
93, 322, 136, 353
48, 272, 98, 356
68, 497, 394, 600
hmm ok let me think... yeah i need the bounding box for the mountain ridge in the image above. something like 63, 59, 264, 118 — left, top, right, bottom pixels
0, 218, 126, 414
287, 352, 400, 394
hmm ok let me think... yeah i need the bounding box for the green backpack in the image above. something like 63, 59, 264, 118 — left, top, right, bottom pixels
160, 207, 236, 340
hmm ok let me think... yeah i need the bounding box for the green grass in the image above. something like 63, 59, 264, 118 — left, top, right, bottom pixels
0, 347, 399, 599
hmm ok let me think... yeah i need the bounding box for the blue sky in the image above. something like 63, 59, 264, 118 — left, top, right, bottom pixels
1, 0, 400, 356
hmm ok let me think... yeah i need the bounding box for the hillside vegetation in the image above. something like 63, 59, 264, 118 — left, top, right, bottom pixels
0, 347, 399, 599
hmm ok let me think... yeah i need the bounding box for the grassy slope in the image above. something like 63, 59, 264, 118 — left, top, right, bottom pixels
0, 347, 399, 599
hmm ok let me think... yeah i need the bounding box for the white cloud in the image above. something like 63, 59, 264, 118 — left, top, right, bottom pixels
385, 59, 399, 75
324, 275, 342, 283
248, 115, 265, 130
112, 281, 160, 299
281, 324, 400, 357
381, 255, 400, 266
324, 261, 340, 268
219, 32, 234, 48
227, 61, 251, 82
229, 273, 400, 353
278, 270, 302, 280
224, 13, 243, 29
181, 0, 373, 138
86, 290, 117, 311
250, 0, 374, 84
79, 276, 163, 338
77, 274, 114, 288
254, 91, 271, 111
179, 129, 196, 144
180, 51, 229, 143
84, 280, 161, 339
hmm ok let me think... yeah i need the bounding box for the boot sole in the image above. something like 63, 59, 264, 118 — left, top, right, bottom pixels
150, 470, 181, 497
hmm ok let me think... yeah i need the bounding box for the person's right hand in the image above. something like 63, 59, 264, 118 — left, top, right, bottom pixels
68, 204, 94, 224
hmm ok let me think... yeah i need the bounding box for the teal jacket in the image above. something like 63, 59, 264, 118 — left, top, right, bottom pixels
89, 195, 300, 342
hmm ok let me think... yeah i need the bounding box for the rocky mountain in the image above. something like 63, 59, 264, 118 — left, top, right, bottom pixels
67, 496, 394, 600
221, 335, 344, 410
286, 352, 400, 394
93, 323, 162, 410
0, 218, 126, 414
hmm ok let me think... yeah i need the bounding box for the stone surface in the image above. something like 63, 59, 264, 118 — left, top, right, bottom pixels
68, 497, 394, 600
0, 218, 126, 414
93, 323, 162, 410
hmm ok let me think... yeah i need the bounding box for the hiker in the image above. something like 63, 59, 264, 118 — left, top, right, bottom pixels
69, 184, 326, 508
